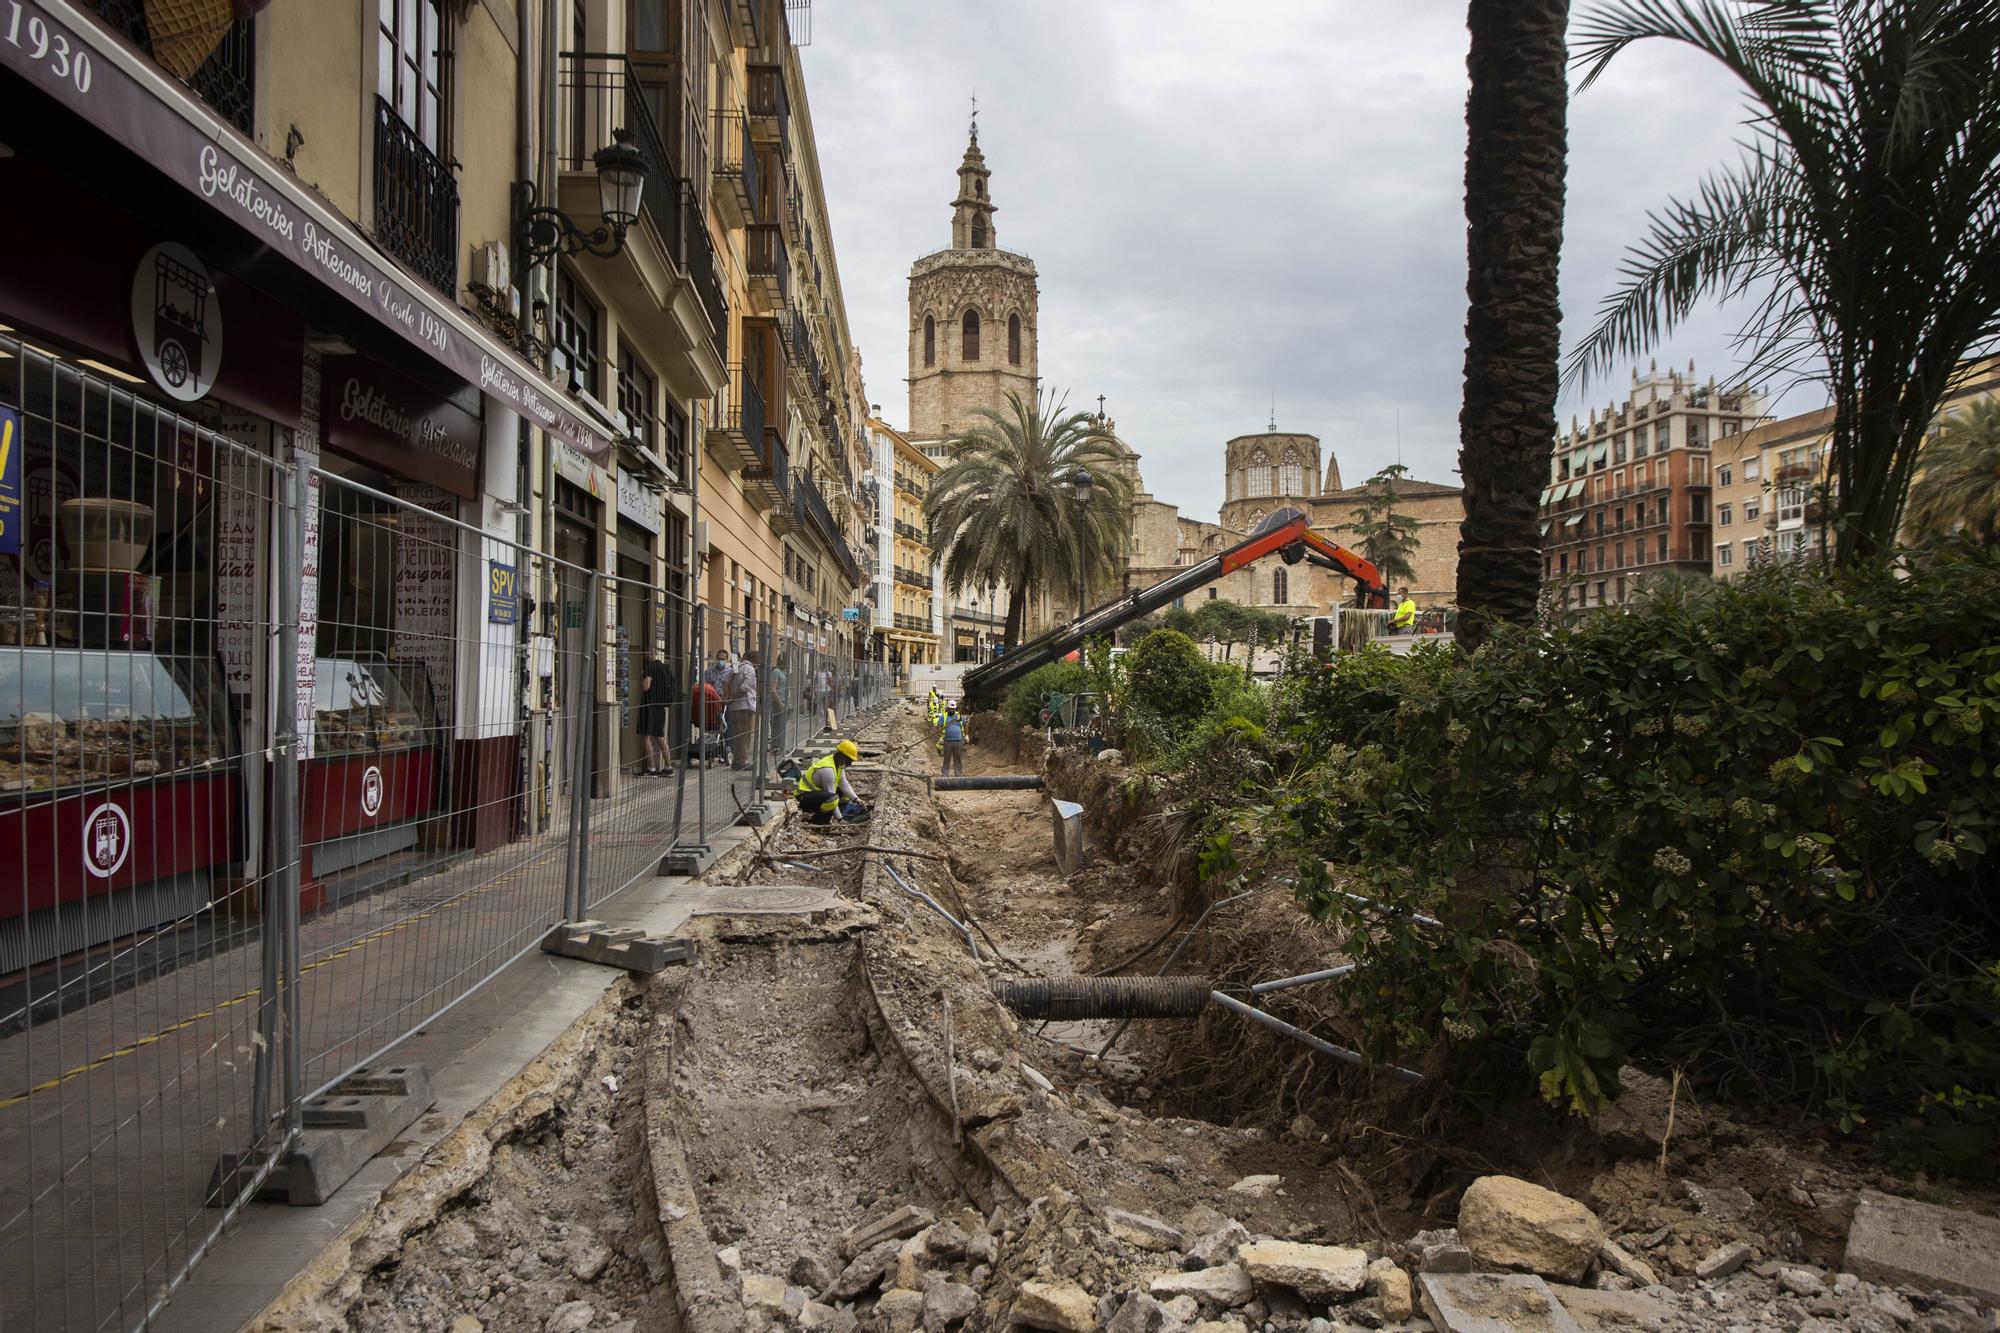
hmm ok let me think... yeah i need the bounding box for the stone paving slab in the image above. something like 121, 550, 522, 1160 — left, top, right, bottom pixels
1843, 1189, 2000, 1304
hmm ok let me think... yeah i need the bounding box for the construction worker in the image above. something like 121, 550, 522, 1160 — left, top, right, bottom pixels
926, 685, 941, 725
796, 739, 863, 824
939, 703, 967, 776
1392, 589, 1417, 634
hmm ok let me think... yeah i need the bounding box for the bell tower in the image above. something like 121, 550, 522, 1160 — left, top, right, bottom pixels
907, 115, 1040, 442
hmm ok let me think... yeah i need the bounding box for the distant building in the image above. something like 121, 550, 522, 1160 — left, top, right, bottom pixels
1127, 425, 1463, 613
1539, 363, 1760, 609
866, 418, 942, 666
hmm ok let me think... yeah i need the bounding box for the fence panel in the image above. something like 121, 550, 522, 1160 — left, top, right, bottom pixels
0, 339, 296, 1332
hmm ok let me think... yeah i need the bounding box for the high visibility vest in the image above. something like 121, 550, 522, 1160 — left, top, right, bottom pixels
797, 753, 841, 797
1393, 599, 1417, 628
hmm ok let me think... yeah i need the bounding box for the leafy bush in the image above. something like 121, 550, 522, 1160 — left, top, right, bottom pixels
1125, 629, 1213, 725
1247, 550, 2000, 1171
998, 659, 1088, 731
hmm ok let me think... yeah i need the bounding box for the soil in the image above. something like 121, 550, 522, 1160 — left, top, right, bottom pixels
282, 703, 1999, 1333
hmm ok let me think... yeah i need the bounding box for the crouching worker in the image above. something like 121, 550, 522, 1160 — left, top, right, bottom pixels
796, 739, 864, 825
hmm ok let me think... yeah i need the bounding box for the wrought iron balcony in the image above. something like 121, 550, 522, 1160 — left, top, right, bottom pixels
712, 109, 757, 227
747, 223, 789, 312
557, 53, 682, 256
373, 97, 460, 296
747, 428, 790, 512
794, 470, 863, 588
705, 365, 765, 471
682, 180, 728, 345
85, 0, 254, 134
894, 519, 926, 545
895, 613, 931, 633
747, 62, 789, 150
894, 473, 922, 499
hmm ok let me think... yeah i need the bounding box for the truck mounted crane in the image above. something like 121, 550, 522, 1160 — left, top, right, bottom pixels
959, 512, 1387, 710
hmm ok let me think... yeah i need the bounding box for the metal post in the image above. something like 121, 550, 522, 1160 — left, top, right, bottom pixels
275, 462, 306, 1138
748, 622, 770, 819
668, 616, 698, 848
250, 467, 293, 1139
562, 571, 599, 922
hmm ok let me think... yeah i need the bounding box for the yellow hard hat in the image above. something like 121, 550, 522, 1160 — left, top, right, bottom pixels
835, 739, 859, 761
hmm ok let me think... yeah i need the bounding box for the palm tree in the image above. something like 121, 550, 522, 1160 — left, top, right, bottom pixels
925, 390, 1133, 648
1457, 0, 1571, 653
1568, 0, 2000, 565
1906, 397, 2000, 545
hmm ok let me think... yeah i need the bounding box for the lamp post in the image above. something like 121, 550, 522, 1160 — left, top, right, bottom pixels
1061, 465, 1093, 625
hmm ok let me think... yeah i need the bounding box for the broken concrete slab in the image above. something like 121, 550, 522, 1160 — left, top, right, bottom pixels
1843, 1189, 2000, 1304
1051, 798, 1086, 875
1148, 1263, 1255, 1308
541, 920, 696, 973
1547, 1283, 1674, 1331
1418, 1272, 1586, 1333
840, 1203, 936, 1259
1104, 1206, 1185, 1253
1011, 1278, 1097, 1331
1694, 1241, 1753, 1280
1595, 1238, 1658, 1288
1238, 1239, 1369, 1298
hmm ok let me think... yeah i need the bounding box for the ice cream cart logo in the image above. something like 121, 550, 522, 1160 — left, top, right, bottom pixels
83, 803, 132, 880
130, 243, 224, 403
360, 765, 385, 818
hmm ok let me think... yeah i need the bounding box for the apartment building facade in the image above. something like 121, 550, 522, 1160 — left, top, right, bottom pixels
868, 417, 942, 666
1539, 364, 1760, 609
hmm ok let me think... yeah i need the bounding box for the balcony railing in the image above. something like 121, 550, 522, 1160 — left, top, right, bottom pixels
895, 613, 931, 633
705, 365, 765, 469
747, 223, 790, 310
682, 181, 728, 343
558, 53, 681, 256
747, 62, 789, 150
894, 565, 934, 591
712, 109, 757, 225
894, 519, 926, 544
894, 473, 922, 498
373, 98, 460, 296
86, 0, 254, 134
795, 470, 863, 587
747, 427, 790, 511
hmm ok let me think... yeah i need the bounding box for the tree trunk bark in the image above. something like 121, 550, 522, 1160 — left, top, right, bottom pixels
1003, 570, 1031, 649
1456, 0, 1569, 652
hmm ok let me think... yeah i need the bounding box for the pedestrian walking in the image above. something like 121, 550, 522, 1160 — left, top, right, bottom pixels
727, 649, 760, 770
638, 655, 675, 775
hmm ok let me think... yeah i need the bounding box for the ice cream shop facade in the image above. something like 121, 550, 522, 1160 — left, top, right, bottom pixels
0, 1, 626, 971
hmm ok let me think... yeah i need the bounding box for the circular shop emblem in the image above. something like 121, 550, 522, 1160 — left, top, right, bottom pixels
360, 764, 384, 818
83, 802, 132, 879
130, 242, 224, 403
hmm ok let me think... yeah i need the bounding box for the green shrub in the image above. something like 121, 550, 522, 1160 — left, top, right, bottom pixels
998, 659, 1088, 731
1247, 549, 2000, 1171
1125, 628, 1213, 725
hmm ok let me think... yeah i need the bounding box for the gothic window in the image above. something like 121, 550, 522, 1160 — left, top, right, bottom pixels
1272, 568, 1288, 605
1249, 509, 1266, 532
962, 309, 980, 361
971, 217, 987, 248
923, 315, 934, 367
1007, 313, 1021, 365
1278, 455, 1304, 495
1248, 455, 1272, 496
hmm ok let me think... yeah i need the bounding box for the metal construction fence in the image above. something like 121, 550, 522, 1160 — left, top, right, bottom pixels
0, 341, 892, 1330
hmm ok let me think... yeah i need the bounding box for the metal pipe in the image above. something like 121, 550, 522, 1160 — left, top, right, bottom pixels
1208, 990, 1422, 1083
1339, 890, 1442, 929
881, 860, 978, 960
932, 775, 1043, 791
1250, 964, 1357, 995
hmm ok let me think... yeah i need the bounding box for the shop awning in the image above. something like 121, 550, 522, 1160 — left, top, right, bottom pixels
7, 4, 615, 461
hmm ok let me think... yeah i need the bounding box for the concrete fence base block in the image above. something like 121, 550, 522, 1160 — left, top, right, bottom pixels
1051, 799, 1086, 875
1419, 1272, 1585, 1333
661, 845, 720, 877
1843, 1189, 2000, 1304
211, 1063, 436, 1208
542, 921, 697, 974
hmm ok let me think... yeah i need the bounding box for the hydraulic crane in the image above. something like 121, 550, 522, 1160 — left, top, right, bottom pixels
960, 513, 1388, 710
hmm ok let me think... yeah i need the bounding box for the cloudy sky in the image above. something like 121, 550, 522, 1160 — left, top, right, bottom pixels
798, 1, 1802, 517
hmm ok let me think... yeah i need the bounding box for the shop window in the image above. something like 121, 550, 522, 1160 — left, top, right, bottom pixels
961, 309, 979, 361
1008, 313, 1022, 365
617, 341, 660, 453
554, 268, 603, 397
379, 0, 453, 155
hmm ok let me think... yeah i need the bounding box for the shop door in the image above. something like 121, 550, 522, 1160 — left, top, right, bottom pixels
554, 513, 595, 800
616, 549, 649, 772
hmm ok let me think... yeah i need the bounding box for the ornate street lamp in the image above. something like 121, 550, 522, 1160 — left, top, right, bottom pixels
514, 128, 650, 270
1061, 465, 1093, 623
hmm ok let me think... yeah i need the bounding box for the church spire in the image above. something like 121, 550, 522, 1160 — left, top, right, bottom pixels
951, 114, 996, 250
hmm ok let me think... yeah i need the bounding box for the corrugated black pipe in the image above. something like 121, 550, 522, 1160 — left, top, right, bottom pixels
992, 976, 1213, 1021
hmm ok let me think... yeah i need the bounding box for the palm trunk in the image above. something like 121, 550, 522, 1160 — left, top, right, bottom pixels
1003, 570, 1031, 649
1456, 0, 1568, 652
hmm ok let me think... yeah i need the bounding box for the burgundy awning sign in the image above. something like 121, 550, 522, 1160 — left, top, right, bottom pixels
0, 1, 615, 462
320, 355, 483, 500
